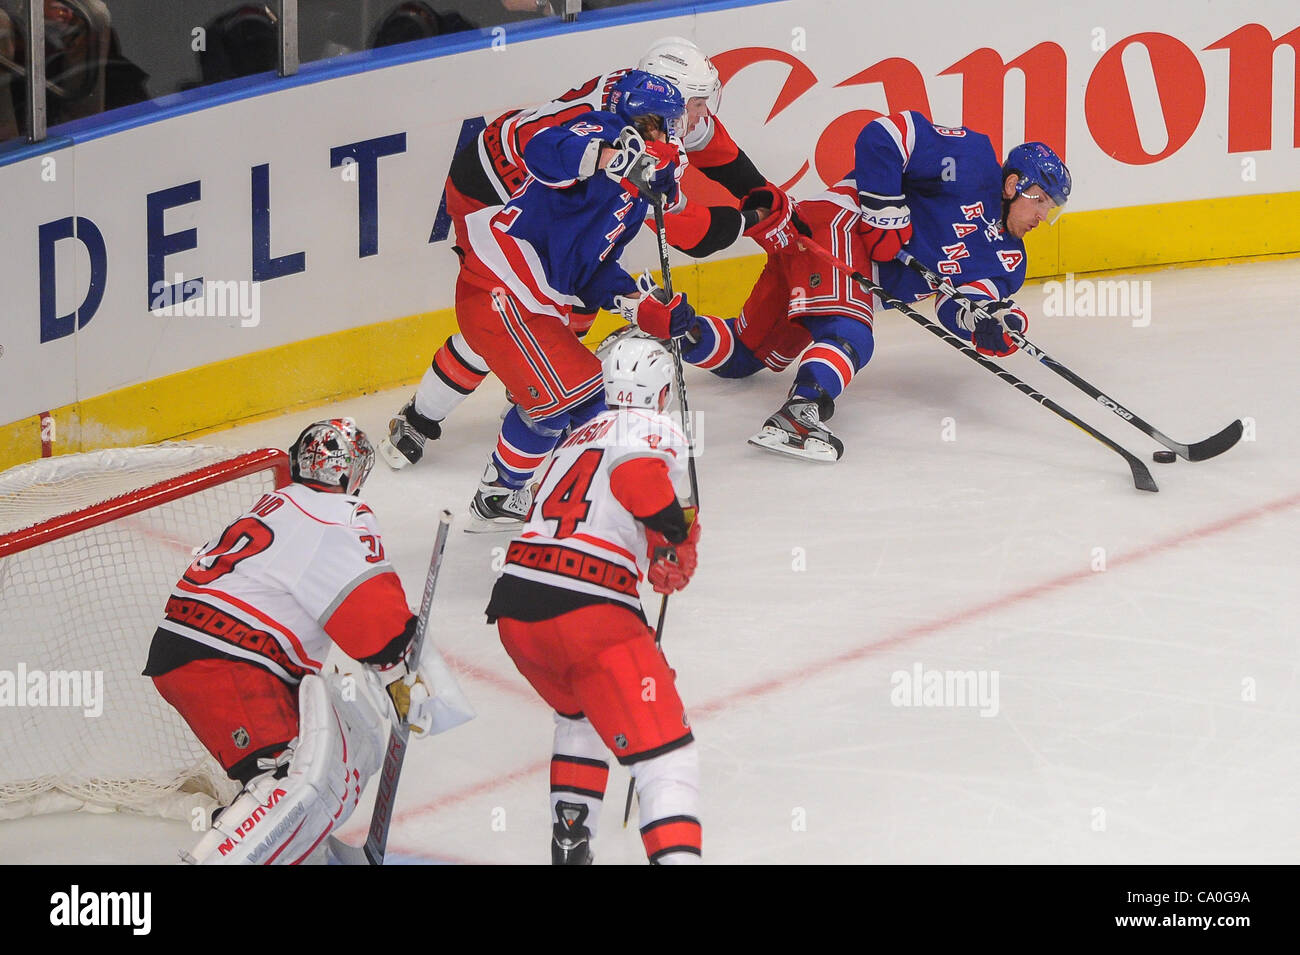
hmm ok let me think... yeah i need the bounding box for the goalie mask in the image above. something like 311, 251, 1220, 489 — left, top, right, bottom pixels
290, 418, 376, 495
603, 336, 675, 413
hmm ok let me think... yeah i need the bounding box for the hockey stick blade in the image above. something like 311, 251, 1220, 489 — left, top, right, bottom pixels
897, 252, 1242, 463
1183, 419, 1244, 461
1123, 453, 1160, 492
797, 239, 1156, 490
329, 509, 454, 865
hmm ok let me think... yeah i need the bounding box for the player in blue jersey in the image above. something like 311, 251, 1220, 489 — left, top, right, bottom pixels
380, 38, 790, 474
675, 110, 1071, 462
452, 71, 701, 527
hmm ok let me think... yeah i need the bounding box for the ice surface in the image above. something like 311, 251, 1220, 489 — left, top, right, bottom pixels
2, 259, 1295, 864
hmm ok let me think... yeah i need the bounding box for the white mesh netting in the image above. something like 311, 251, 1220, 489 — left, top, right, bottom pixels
0, 444, 287, 819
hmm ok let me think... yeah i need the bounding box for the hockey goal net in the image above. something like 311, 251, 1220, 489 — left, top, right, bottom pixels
0, 444, 291, 819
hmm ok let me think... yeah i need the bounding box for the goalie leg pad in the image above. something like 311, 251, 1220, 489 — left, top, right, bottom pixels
634, 743, 702, 865
187, 672, 386, 865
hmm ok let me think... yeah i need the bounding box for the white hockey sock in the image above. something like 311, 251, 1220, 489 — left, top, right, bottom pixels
633, 743, 701, 864
550, 714, 609, 837
414, 334, 489, 421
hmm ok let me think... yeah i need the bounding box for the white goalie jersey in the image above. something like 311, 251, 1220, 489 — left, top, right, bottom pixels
153, 481, 413, 682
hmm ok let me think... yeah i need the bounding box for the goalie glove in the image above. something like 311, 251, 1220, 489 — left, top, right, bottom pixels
856, 190, 913, 262
645, 513, 701, 595
369, 635, 475, 736
956, 299, 1029, 357
614, 272, 696, 340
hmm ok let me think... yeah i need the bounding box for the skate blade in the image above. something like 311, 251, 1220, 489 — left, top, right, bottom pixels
464, 516, 524, 534
747, 427, 840, 463
377, 436, 413, 471
464, 507, 525, 534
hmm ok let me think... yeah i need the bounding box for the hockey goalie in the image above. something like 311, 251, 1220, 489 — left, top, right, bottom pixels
142, 418, 473, 864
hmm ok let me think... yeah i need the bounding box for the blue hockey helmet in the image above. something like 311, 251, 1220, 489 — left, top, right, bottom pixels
610, 70, 688, 139
1002, 142, 1072, 217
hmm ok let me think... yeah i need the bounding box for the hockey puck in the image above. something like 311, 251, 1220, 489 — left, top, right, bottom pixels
1152, 450, 1177, 464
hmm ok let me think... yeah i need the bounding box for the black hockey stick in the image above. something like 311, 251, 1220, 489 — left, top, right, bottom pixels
798, 238, 1158, 492
897, 252, 1243, 461
328, 509, 454, 865
623, 170, 701, 825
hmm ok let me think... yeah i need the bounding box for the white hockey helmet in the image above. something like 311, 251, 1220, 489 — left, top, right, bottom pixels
603, 336, 675, 413
638, 36, 722, 112
290, 417, 375, 495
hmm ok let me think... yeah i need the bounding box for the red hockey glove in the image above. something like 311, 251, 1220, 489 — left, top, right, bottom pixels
646, 518, 701, 595
645, 139, 683, 207
615, 274, 696, 340
741, 185, 810, 255
967, 300, 1029, 357
856, 192, 913, 262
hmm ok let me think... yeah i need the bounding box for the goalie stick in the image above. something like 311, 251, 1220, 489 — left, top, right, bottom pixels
897, 251, 1243, 461
328, 509, 454, 865
797, 237, 1159, 492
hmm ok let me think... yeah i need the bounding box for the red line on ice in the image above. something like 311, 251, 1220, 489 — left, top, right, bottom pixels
389, 487, 1300, 839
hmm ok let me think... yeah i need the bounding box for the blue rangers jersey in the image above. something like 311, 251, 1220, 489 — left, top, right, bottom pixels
841, 111, 1028, 334
463, 111, 678, 318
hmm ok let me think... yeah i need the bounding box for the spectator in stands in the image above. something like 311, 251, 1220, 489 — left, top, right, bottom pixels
197, 4, 278, 85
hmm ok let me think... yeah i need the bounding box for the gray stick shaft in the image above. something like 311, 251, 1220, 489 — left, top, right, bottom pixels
359, 509, 454, 864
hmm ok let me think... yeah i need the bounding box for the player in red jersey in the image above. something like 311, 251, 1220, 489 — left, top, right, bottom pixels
488, 337, 703, 864
380, 36, 794, 478
145, 418, 472, 864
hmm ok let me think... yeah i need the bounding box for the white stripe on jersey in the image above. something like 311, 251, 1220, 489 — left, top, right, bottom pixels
464, 205, 584, 318
877, 112, 917, 169
478, 136, 514, 204
169, 581, 318, 673
960, 279, 1001, 300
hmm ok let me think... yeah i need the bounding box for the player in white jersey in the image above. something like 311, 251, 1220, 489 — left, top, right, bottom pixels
145, 418, 472, 864
486, 337, 703, 864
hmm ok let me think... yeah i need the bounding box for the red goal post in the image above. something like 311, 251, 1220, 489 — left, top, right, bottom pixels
0, 445, 291, 819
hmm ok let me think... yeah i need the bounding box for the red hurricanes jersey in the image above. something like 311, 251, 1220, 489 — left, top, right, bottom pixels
502, 408, 689, 613
155, 483, 412, 684
479, 69, 631, 202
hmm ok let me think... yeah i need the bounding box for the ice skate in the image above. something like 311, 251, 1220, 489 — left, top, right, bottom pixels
748, 396, 843, 462
551, 801, 594, 865
467, 465, 534, 532
378, 400, 442, 470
